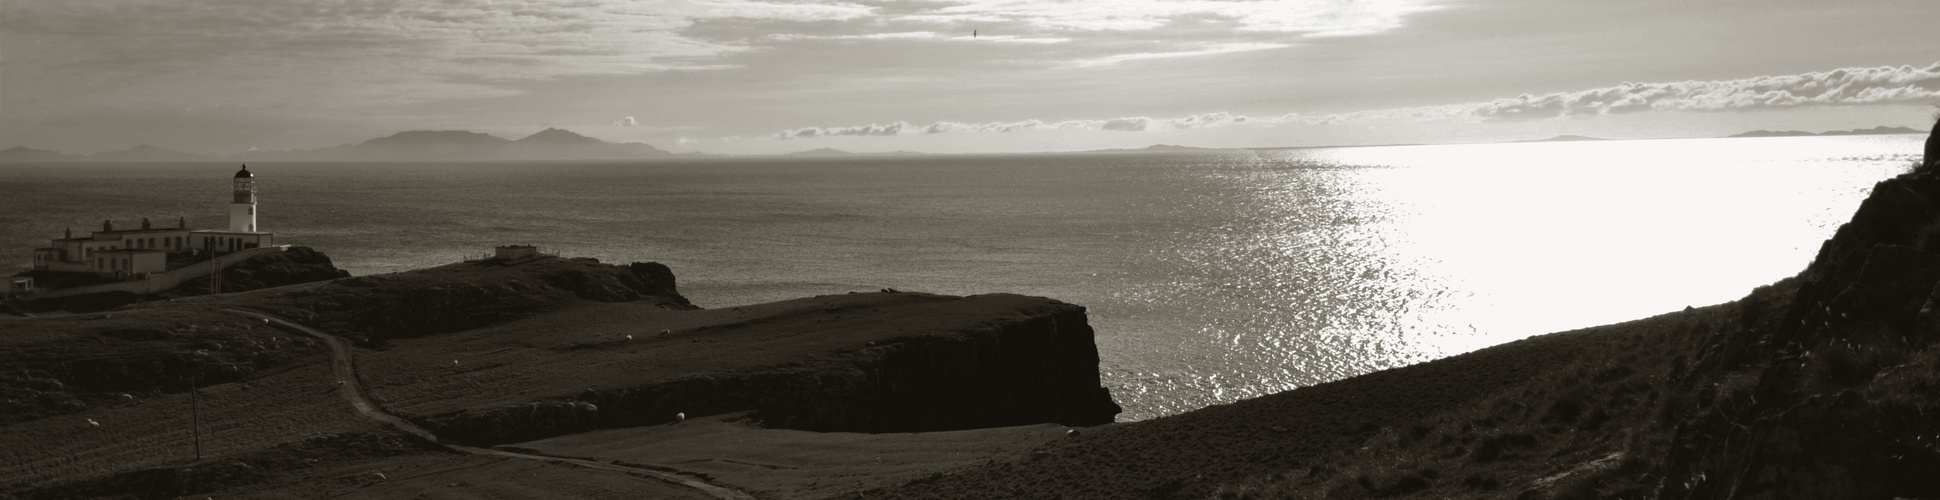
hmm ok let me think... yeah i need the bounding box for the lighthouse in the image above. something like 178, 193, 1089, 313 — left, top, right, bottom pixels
27, 165, 279, 276
230, 165, 257, 232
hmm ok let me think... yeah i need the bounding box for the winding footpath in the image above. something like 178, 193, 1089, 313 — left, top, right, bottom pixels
226, 309, 754, 500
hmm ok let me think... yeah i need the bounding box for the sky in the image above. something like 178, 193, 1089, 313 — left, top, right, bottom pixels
3, 0, 1939, 155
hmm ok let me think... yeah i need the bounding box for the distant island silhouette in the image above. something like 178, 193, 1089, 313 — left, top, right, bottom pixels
1726, 125, 1924, 138
0, 128, 673, 162
780, 148, 931, 157
1514, 134, 1606, 143
1074, 144, 1238, 154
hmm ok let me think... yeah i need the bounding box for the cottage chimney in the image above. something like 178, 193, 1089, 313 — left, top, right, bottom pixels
65, 228, 72, 240
103, 220, 112, 232
142, 217, 151, 230
179, 216, 186, 229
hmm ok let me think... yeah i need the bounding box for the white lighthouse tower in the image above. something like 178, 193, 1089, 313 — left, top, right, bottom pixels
229, 165, 257, 232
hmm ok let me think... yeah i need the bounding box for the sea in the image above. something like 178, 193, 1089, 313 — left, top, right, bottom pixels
1, 135, 1924, 421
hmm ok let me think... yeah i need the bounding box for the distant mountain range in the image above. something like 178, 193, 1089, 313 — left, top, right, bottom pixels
1726, 126, 1924, 138
1515, 135, 1606, 143
0, 128, 673, 162
1077, 144, 1238, 154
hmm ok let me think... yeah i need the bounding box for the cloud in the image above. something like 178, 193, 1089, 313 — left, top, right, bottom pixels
1277, 62, 1940, 126
1169, 112, 1252, 128
782, 121, 913, 138
776, 112, 1273, 138
1101, 117, 1152, 131
1, 0, 873, 111
5, 0, 1441, 118
901, 0, 1438, 35
616, 116, 639, 127
1467, 62, 1940, 120
768, 31, 1071, 44
4, 0, 1425, 84
1071, 43, 1293, 67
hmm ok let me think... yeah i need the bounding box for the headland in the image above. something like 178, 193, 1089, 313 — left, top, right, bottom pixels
1, 252, 1119, 499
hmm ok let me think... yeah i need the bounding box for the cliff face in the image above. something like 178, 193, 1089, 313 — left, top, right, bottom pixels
411, 297, 1120, 446
1660, 129, 1940, 498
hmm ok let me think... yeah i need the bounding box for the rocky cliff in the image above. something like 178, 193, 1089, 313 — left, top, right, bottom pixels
1657, 124, 1940, 498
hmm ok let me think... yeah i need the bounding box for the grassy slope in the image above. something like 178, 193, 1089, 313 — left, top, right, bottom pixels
875, 298, 1744, 500
515, 413, 1072, 499
221, 453, 718, 500
1209, 287, 1771, 499
352, 291, 1080, 419
0, 257, 692, 497
0, 305, 326, 424
0, 358, 383, 489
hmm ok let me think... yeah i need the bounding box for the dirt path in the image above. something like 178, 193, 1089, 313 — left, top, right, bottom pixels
226, 308, 754, 500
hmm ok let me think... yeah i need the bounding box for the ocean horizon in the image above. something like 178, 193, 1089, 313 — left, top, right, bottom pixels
2, 134, 1923, 421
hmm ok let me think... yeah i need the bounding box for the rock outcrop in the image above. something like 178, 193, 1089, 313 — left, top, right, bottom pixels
166, 246, 352, 296
1659, 121, 1940, 499
1926, 117, 1940, 171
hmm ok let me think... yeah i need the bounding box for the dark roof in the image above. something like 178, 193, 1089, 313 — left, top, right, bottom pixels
235, 164, 253, 179
93, 228, 191, 235
189, 229, 272, 235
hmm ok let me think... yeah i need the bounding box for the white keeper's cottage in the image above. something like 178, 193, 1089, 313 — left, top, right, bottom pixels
30, 165, 276, 278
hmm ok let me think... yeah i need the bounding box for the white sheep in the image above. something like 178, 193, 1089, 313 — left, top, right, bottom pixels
86, 418, 100, 428
675, 412, 686, 422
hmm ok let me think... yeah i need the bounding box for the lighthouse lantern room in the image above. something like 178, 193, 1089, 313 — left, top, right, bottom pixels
230, 165, 257, 232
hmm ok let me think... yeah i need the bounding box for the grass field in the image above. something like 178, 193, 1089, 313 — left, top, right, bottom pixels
515, 413, 1072, 499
